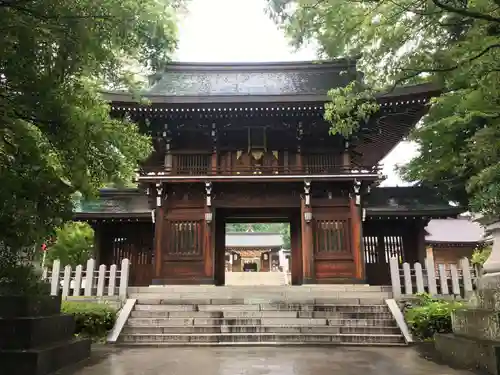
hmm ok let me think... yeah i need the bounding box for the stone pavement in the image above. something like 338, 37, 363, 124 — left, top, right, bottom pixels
62, 346, 475, 375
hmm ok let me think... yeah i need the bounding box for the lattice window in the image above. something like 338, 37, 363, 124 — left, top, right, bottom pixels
303, 154, 341, 174
166, 221, 203, 256
363, 236, 379, 264
175, 154, 210, 174
383, 236, 404, 262
314, 219, 350, 253
362, 235, 404, 264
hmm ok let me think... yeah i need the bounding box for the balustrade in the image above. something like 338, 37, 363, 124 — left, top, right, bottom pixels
141, 152, 380, 176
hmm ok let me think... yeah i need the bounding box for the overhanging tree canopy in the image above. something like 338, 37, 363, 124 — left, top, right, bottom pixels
268, 0, 500, 217
0, 0, 185, 250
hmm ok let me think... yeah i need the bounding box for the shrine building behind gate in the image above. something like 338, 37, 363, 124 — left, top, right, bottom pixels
75, 59, 462, 286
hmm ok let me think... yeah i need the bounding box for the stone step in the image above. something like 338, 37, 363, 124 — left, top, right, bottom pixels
133, 304, 390, 313
126, 317, 398, 327
122, 325, 401, 335
133, 296, 390, 305
118, 332, 405, 345
129, 310, 394, 319
128, 285, 392, 293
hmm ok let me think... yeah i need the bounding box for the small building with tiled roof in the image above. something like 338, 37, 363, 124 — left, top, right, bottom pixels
225, 232, 284, 272
424, 217, 486, 266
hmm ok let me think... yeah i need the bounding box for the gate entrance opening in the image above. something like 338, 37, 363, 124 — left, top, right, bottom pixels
214, 207, 299, 286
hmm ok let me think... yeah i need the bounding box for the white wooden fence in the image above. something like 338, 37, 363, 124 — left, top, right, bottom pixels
42, 258, 130, 300
389, 256, 477, 298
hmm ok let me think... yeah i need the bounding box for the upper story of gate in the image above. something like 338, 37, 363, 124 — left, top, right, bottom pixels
104, 59, 439, 183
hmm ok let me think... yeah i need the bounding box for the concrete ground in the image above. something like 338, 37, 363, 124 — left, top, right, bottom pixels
62, 346, 475, 375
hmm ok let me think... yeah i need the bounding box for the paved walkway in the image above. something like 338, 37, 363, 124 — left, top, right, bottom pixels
65, 347, 474, 375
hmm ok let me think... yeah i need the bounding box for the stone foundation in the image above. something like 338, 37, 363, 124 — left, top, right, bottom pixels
0, 295, 91, 375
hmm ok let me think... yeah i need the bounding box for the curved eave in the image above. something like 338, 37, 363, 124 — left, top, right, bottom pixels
74, 212, 152, 223
353, 83, 441, 166
103, 83, 440, 107
366, 207, 462, 220
426, 241, 482, 247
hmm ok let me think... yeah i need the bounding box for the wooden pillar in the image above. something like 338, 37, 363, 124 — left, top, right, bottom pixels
416, 218, 428, 263
164, 138, 172, 174
349, 197, 364, 281
301, 198, 314, 284
211, 123, 218, 175
296, 122, 303, 173
342, 140, 351, 171
153, 183, 164, 281
290, 214, 302, 285
214, 214, 225, 285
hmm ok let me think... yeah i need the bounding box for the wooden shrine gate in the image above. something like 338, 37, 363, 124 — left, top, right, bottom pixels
150, 181, 365, 286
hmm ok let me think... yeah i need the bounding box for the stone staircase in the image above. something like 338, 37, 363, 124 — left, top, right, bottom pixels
119, 285, 405, 346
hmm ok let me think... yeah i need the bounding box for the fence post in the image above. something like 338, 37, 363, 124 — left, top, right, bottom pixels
425, 256, 438, 295
50, 259, 61, 296
460, 257, 473, 294
62, 265, 72, 298
450, 264, 460, 295
108, 264, 117, 296
119, 258, 130, 300
84, 258, 95, 297
403, 262, 412, 295
414, 262, 425, 293
438, 264, 449, 295
73, 265, 83, 296
97, 264, 106, 297
389, 257, 402, 298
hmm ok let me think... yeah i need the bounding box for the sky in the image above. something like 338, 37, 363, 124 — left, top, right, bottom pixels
174, 0, 418, 186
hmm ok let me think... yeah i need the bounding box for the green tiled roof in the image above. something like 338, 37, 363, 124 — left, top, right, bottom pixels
74, 186, 462, 220
146, 61, 357, 97
365, 187, 461, 217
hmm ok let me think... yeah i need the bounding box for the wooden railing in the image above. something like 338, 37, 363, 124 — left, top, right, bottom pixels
144, 153, 380, 176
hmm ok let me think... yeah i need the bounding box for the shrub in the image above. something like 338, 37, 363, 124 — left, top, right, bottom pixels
471, 246, 491, 267
62, 301, 117, 340
404, 293, 464, 341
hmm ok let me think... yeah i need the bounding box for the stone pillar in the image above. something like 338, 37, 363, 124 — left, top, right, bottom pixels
434, 219, 500, 373
480, 222, 500, 289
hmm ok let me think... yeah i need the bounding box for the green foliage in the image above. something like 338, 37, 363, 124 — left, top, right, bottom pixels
0, 0, 184, 293
268, 0, 500, 217
62, 301, 117, 340
226, 223, 286, 233
404, 293, 464, 341
325, 82, 380, 137
280, 224, 291, 249
46, 222, 95, 267
0, 251, 51, 296
226, 223, 290, 249
471, 245, 492, 267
